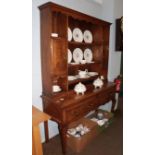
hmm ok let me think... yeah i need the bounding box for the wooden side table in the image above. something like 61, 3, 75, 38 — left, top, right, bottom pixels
32, 106, 51, 155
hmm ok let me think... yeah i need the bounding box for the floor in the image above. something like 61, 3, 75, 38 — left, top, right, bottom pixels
43, 97, 123, 155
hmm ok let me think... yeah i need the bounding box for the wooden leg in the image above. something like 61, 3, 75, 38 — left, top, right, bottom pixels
44, 121, 49, 142
32, 126, 43, 155
58, 124, 67, 155
111, 95, 116, 112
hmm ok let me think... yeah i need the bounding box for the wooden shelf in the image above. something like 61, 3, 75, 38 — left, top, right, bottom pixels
68, 75, 99, 85
68, 41, 103, 46
50, 36, 66, 40
68, 62, 101, 68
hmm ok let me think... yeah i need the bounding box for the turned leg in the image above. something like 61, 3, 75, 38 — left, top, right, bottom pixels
44, 121, 49, 142
58, 124, 68, 155
111, 95, 116, 112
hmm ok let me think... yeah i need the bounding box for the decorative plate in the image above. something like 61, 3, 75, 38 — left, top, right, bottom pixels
70, 62, 78, 65
83, 30, 93, 43
68, 27, 72, 41
84, 48, 93, 63
68, 49, 72, 63
73, 48, 83, 64
73, 28, 83, 42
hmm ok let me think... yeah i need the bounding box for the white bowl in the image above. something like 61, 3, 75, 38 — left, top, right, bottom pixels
80, 60, 87, 64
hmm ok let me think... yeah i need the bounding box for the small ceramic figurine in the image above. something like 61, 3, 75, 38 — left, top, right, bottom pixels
74, 82, 86, 95
93, 76, 104, 89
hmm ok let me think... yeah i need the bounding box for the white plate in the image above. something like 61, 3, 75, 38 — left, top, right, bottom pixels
70, 62, 78, 65
84, 48, 93, 63
68, 28, 72, 41
83, 30, 93, 43
68, 49, 72, 63
79, 75, 90, 79
73, 48, 83, 63
88, 72, 98, 76
87, 61, 95, 63
73, 28, 83, 42
68, 76, 77, 81
53, 89, 61, 93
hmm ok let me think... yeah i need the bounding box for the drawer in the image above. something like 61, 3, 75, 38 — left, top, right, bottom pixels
108, 92, 115, 99
107, 86, 115, 94
97, 92, 110, 105
65, 97, 97, 123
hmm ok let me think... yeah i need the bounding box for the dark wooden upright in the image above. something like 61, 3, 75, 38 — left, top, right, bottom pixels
115, 17, 123, 51
39, 2, 116, 154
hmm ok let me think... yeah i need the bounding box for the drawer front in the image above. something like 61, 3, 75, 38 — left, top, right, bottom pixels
97, 86, 116, 105
107, 86, 115, 94
65, 97, 97, 123
97, 92, 110, 105
108, 87, 115, 99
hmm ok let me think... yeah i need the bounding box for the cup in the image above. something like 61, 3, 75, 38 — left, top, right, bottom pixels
80, 60, 86, 64
52, 85, 61, 92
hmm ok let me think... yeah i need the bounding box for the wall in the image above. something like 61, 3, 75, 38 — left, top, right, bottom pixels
32, 0, 123, 142
100, 0, 123, 109
102, 0, 123, 82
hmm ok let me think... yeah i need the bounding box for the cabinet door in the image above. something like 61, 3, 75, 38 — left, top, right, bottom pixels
50, 39, 67, 76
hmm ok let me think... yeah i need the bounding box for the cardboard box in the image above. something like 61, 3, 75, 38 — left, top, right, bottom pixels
67, 118, 97, 153
67, 110, 113, 153
88, 110, 114, 134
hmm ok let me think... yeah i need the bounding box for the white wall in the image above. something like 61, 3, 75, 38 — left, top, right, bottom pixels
100, 0, 123, 110
102, 0, 123, 82
32, 0, 123, 142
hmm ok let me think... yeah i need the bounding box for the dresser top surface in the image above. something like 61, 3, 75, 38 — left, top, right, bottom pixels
42, 82, 115, 109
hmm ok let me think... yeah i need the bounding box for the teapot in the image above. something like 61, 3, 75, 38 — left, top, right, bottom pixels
93, 76, 104, 89
74, 82, 86, 95
78, 69, 88, 78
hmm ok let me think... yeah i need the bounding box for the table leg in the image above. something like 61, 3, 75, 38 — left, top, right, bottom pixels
32, 126, 43, 155
44, 121, 49, 142
58, 124, 67, 155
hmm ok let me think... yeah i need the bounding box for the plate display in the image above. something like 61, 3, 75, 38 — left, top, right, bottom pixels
73, 28, 83, 42
84, 48, 93, 63
68, 27, 72, 41
70, 62, 78, 65
68, 75, 77, 81
88, 72, 98, 76
73, 48, 83, 63
68, 49, 72, 63
79, 75, 90, 79
83, 30, 93, 43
